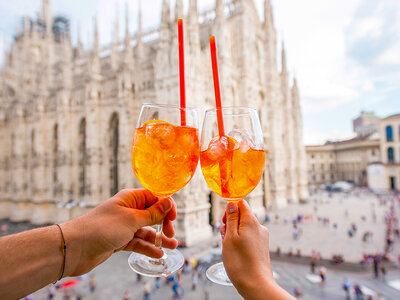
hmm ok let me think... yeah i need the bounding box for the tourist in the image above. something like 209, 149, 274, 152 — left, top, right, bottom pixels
342, 278, 350, 300
373, 256, 380, 278
0, 190, 295, 300
89, 275, 96, 293
155, 277, 161, 290
319, 266, 326, 287
353, 283, 363, 300
191, 272, 198, 290
47, 285, 56, 300
380, 263, 387, 281
143, 281, 151, 300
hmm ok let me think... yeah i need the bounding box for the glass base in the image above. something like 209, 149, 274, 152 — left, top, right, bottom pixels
128, 248, 184, 277
206, 262, 233, 286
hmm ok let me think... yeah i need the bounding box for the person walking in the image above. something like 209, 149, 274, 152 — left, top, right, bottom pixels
319, 266, 326, 287
123, 291, 130, 300
191, 272, 198, 291
373, 256, 380, 278
343, 278, 351, 300
143, 281, 151, 300
380, 263, 386, 281
354, 283, 363, 300
89, 275, 96, 294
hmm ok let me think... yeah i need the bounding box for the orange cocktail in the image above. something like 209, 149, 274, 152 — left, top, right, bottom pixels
132, 120, 199, 197
200, 135, 265, 200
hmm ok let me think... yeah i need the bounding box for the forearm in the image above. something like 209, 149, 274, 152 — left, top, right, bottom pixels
0, 219, 83, 299
237, 276, 296, 300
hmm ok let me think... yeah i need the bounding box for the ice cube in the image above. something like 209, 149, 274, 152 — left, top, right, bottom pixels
145, 122, 176, 146
227, 129, 251, 147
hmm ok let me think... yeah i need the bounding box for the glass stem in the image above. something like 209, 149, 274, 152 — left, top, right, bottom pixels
154, 223, 163, 249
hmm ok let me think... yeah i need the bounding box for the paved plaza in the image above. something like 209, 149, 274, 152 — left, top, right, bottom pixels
28, 252, 400, 299
267, 190, 399, 263
3, 190, 400, 299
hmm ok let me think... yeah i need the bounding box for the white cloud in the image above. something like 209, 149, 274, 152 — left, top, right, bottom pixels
377, 41, 400, 64
347, 17, 384, 40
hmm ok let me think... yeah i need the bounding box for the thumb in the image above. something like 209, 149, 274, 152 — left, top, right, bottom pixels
133, 197, 173, 227
225, 201, 239, 237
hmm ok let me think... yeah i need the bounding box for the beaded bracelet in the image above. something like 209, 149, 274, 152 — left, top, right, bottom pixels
53, 224, 66, 283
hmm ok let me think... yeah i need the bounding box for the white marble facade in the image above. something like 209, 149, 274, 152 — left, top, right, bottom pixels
0, 0, 308, 246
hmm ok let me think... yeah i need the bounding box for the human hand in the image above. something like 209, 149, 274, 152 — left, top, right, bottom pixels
221, 200, 294, 300
64, 189, 178, 277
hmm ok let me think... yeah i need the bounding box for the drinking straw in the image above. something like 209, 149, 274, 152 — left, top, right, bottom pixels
210, 36, 229, 198
178, 19, 186, 126
209, 36, 225, 136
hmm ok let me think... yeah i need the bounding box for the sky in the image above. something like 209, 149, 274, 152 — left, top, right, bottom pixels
0, 0, 399, 145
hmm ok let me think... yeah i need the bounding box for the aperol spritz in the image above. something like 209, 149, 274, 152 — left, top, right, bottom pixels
129, 103, 199, 277
200, 106, 265, 285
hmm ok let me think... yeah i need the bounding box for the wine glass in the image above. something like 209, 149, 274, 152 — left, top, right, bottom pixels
200, 106, 265, 285
129, 103, 199, 277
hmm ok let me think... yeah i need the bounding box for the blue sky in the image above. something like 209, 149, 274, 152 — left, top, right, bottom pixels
0, 0, 399, 144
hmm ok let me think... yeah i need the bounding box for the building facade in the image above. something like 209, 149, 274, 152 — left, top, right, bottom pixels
368, 114, 400, 191
306, 111, 381, 187
0, 0, 308, 245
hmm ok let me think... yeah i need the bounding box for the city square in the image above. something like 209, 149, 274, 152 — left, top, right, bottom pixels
0, 0, 400, 299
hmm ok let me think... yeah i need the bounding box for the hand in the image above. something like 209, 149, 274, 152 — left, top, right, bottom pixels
221, 200, 295, 300
64, 189, 178, 277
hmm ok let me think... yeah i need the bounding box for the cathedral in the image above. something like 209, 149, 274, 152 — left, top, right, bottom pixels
0, 0, 308, 245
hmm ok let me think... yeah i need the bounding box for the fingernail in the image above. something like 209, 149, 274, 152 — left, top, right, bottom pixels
227, 202, 237, 214
159, 198, 171, 212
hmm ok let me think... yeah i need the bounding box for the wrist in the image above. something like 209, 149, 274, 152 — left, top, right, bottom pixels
237, 273, 279, 300
60, 218, 84, 278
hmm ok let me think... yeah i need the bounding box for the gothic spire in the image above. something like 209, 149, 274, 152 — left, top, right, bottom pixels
93, 16, 99, 55
281, 41, 287, 74
90, 16, 101, 75
76, 23, 83, 56
114, 5, 120, 44
216, 0, 224, 22
41, 0, 53, 37
264, 0, 274, 29
161, 0, 170, 28
123, 2, 133, 65
136, 0, 144, 59
175, 0, 184, 19
189, 0, 198, 17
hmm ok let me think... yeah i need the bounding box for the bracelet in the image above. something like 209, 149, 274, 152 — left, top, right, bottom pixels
53, 224, 66, 283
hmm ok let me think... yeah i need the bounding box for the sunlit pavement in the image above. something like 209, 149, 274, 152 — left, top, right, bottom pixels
266, 191, 399, 263
29, 251, 400, 299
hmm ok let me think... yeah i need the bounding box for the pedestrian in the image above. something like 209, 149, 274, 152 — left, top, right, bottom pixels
292, 286, 302, 297
373, 256, 379, 278
123, 291, 130, 300
143, 281, 151, 300
76, 295, 82, 300
353, 283, 363, 300
47, 284, 56, 300
319, 266, 326, 287
191, 272, 198, 291
172, 280, 180, 299
342, 278, 350, 300
380, 263, 386, 281
292, 226, 298, 240
137, 273, 142, 282
155, 277, 161, 289
310, 257, 316, 274
89, 274, 96, 293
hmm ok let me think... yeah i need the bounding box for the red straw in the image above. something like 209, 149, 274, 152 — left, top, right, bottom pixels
209, 36, 225, 136
178, 19, 186, 126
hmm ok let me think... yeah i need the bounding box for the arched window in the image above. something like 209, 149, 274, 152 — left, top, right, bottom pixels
79, 118, 87, 197
53, 124, 58, 196
388, 147, 394, 163
109, 113, 119, 196
386, 125, 393, 142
